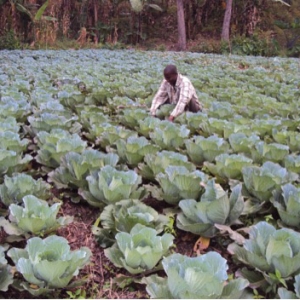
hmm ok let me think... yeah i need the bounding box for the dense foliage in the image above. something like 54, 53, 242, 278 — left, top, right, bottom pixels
0, 49, 300, 298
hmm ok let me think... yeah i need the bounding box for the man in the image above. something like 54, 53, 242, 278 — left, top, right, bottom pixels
150, 65, 202, 122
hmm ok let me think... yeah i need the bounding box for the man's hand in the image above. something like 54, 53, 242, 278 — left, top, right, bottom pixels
168, 115, 175, 122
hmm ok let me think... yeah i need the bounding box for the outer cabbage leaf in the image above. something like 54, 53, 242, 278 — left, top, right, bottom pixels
228, 221, 300, 278
139, 150, 195, 181
116, 136, 160, 166
142, 252, 249, 299
156, 166, 208, 205
204, 153, 253, 180
177, 180, 244, 237
185, 135, 230, 165
92, 199, 169, 247
104, 224, 174, 274
7, 235, 91, 295
0, 245, 13, 292
278, 274, 300, 299
80, 165, 146, 207
0, 173, 51, 206
48, 150, 119, 189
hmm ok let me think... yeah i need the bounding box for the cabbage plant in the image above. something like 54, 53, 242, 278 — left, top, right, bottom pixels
204, 153, 253, 180
149, 121, 190, 151
6, 195, 73, 235
176, 111, 207, 133
0, 116, 20, 133
271, 183, 300, 228
0, 150, 32, 179
0, 131, 29, 154
104, 224, 174, 274
283, 154, 300, 174
7, 235, 91, 296
119, 108, 149, 129
228, 222, 300, 279
228, 133, 260, 155
0, 173, 51, 206
116, 136, 160, 166
80, 165, 146, 207
142, 252, 249, 299
156, 166, 208, 205
97, 125, 138, 148
250, 141, 289, 164
185, 135, 230, 165
0, 245, 13, 292
93, 199, 169, 247
242, 161, 298, 203
48, 150, 119, 189
27, 113, 82, 135
251, 119, 282, 137
177, 180, 244, 237
272, 129, 300, 152
0, 97, 31, 122
139, 150, 195, 181
35, 129, 87, 168
137, 116, 161, 138
200, 118, 229, 137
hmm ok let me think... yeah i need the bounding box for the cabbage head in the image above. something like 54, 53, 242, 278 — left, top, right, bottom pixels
228, 133, 260, 155
116, 136, 160, 166
0, 150, 32, 178
283, 154, 300, 174
185, 135, 230, 165
0, 173, 51, 206
142, 252, 249, 299
242, 161, 298, 203
80, 165, 146, 207
93, 199, 169, 247
139, 150, 195, 181
149, 121, 190, 151
0, 131, 29, 154
7, 195, 72, 235
177, 180, 244, 237
228, 221, 300, 278
272, 129, 300, 152
48, 150, 119, 189
156, 166, 209, 205
250, 141, 289, 164
204, 153, 253, 180
104, 224, 174, 274
0, 245, 13, 292
271, 183, 300, 228
137, 116, 161, 138
7, 235, 91, 296
35, 129, 87, 168
119, 108, 149, 129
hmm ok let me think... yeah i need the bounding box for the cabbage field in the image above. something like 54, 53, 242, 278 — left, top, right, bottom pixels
0, 49, 300, 299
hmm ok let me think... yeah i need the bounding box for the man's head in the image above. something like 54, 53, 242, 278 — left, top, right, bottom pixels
163, 64, 178, 86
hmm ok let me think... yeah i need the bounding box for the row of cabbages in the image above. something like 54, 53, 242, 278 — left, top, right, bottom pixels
1, 50, 300, 298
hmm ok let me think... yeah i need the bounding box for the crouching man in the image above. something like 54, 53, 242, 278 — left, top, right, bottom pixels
150, 64, 202, 122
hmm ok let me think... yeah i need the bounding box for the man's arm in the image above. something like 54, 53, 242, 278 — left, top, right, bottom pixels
150, 80, 169, 116
169, 79, 191, 119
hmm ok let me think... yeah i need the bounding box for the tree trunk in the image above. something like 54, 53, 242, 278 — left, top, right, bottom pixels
221, 0, 233, 41
177, 0, 186, 51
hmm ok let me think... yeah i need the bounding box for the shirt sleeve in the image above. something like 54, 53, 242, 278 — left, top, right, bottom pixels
170, 80, 191, 118
150, 80, 169, 116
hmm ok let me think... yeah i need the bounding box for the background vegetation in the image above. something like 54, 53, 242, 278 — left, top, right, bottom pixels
0, 0, 300, 56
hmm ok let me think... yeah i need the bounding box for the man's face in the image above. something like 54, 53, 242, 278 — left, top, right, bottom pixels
164, 72, 177, 86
